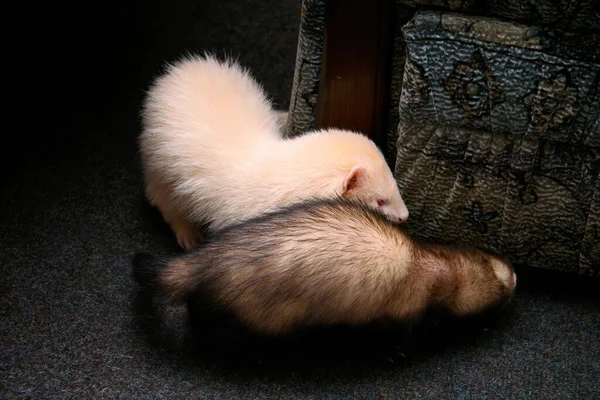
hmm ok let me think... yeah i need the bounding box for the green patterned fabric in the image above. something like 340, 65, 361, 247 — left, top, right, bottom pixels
394, 11, 599, 276
385, 0, 600, 167
284, 0, 325, 139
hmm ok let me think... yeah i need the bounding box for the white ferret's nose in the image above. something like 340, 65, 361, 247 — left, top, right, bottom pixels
397, 207, 409, 223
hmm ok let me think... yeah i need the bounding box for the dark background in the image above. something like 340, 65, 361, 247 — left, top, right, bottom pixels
2, 1, 599, 398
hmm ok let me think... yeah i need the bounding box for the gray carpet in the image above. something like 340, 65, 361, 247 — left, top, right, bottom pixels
2, 1, 599, 399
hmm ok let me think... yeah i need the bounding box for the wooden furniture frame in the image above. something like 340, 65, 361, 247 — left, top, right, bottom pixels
315, 0, 394, 149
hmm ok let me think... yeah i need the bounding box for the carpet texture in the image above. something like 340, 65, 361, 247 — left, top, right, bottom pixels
2, 1, 599, 399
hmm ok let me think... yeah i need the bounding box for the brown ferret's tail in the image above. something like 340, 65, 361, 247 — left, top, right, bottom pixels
132, 252, 200, 301
132, 252, 163, 292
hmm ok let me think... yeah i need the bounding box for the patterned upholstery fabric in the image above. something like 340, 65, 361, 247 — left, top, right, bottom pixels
386, 0, 600, 167
285, 1, 600, 275
394, 11, 599, 276
283, 0, 325, 139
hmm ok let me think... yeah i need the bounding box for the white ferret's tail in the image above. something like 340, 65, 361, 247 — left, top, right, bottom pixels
141, 54, 281, 161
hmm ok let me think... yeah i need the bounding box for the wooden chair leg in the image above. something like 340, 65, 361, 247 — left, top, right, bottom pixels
315, 0, 394, 149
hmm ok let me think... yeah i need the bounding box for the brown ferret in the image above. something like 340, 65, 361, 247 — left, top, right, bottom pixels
139, 54, 409, 249
132, 197, 516, 336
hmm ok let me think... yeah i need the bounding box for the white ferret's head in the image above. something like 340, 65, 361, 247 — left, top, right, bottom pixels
341, 164, 409, 223
319, 129, 409, 223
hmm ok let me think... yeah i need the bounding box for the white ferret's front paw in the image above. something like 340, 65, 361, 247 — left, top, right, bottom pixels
171, 221, 204, 249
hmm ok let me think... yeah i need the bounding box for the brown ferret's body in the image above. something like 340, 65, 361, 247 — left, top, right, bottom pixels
132, 198, 516, 336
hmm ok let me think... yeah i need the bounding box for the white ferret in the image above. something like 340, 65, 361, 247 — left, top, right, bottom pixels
139, 54, 409, 248
132, 197, 517, 336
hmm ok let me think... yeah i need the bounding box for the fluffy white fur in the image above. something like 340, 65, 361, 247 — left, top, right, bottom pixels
139, 54, 409, 248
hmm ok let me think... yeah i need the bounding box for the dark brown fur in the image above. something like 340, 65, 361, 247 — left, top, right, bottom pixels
133, 197, 516, 335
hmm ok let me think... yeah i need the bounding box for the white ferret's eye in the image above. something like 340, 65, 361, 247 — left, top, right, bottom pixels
377, 199, 386, 207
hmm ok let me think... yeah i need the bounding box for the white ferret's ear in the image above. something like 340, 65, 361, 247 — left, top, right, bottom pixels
342, 166, 365, 196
